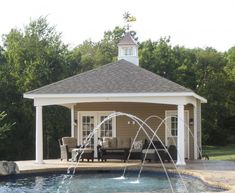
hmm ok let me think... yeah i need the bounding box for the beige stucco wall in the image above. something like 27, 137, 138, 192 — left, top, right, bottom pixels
74, 102, 195, 159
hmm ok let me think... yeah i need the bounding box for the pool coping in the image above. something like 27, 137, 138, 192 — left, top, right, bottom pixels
5, 160, 235, 193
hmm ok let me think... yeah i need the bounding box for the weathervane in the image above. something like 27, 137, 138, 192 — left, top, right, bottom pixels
123, 12, 136, 31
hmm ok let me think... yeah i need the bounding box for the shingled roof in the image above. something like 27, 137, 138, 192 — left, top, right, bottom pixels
117, 32, 137, 46
26, 59, 192, 95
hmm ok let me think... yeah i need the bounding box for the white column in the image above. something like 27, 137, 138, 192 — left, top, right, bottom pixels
71, 105, 75, 137
176, 104, 186, 166
35, 106, 44, 164
197, 101, 202, 157
193, 104, 198, 159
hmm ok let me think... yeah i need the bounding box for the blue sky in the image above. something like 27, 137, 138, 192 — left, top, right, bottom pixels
1, 0, 235, 51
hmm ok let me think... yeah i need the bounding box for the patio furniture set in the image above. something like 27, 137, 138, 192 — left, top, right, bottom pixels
58, 137, 177, 163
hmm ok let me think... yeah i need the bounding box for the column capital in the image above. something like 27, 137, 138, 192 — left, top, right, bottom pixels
177, 103, 185, 107
35, 105, 43, 108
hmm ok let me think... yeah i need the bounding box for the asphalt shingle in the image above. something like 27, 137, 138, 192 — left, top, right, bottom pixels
117, 32, 137, 45
25, 59, 192, 95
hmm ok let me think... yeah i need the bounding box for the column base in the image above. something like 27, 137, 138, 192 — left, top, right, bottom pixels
34, 160, 44, 164
176, 161, 186, 166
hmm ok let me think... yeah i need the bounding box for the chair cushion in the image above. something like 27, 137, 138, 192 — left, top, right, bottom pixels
142, 149, 155, 154
72, 148, 94, 153
132, 140, 143, 150
131, 149, 142, 153
62, 137, 77, 152
117, 137, 131, 148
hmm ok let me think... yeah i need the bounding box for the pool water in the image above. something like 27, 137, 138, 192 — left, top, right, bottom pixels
0, 170, 223, 193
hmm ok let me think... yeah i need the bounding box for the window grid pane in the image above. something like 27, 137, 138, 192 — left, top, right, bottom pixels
100, 116, 112, 137
82, 116, 94, 148
171, 116, 178, 136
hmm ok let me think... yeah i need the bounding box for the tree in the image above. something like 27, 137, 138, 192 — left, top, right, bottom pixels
0, 16, 71, 160
0, 112, 14, 140
3, 17, 68, 92
139, 37, 177, 80
0, 112, 15, 160
193, 48, 229, 145
73, 26, 137, 69
224, 47, 235, 142
225, 47, 235, 80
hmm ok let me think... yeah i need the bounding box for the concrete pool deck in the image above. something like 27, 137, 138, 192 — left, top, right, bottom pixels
15, 159, 235, 193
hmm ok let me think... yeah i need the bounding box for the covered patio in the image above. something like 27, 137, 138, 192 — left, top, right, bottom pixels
24, 61, 206, 165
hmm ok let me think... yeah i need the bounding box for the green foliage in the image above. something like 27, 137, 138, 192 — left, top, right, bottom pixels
72, 26, 137, 69
193, 48, 229, 145
43, 106, 70, 159
0, 16, 71, 160
0, 112, 14, 140
140, 37, 175, 79
0, 112, 15, 160
3, 17, 68, 92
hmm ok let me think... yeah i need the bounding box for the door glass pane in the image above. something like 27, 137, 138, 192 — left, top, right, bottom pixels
171, 116, 178, 136
100, 116, 112, 137
90, 117, 94, 124
82, 116, 94, 148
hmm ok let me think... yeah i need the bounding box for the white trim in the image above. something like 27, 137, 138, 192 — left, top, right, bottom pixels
96, 111, 117, 138
193, 105, 198, 159
24, 92, 207, 103
35, 106, 44, 164
176, 105, 186, 165
71, 105, 75, 137
165, 110, 190, 159
31, 96, 199, 107
77, 112, 81, 145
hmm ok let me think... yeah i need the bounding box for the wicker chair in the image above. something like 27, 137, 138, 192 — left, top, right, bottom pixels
58, 137, 78, 161
59, 137, 94, 162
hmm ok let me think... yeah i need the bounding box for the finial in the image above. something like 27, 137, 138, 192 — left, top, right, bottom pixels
123, 12, 136, 31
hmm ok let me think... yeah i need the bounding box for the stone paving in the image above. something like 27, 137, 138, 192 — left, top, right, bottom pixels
15, 159, 235, 193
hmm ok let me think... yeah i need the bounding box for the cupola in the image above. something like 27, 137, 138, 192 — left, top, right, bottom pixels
117, 32, 139, 65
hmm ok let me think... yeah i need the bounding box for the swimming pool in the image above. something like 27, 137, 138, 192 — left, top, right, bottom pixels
0, 170, 224, 193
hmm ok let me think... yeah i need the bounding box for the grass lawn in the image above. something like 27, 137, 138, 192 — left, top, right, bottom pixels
203, 144, 235, 161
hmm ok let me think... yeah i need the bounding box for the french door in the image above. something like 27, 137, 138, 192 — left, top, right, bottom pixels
78, 111, 116, 157
80, 113, 96, 148
165, 111, 189, 159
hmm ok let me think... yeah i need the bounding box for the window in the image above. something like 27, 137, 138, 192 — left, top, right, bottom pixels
81, 116, 94, 147
123, 47, 133, 56
171, 116, 178, 136
100, 116, 113, 137
79, 112, 116, 147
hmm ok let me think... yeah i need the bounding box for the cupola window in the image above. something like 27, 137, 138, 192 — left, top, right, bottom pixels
123, 47, 133, 56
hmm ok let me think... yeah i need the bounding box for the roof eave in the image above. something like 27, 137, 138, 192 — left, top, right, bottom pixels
24, 92, 207, 103
117, 43, 137, 46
